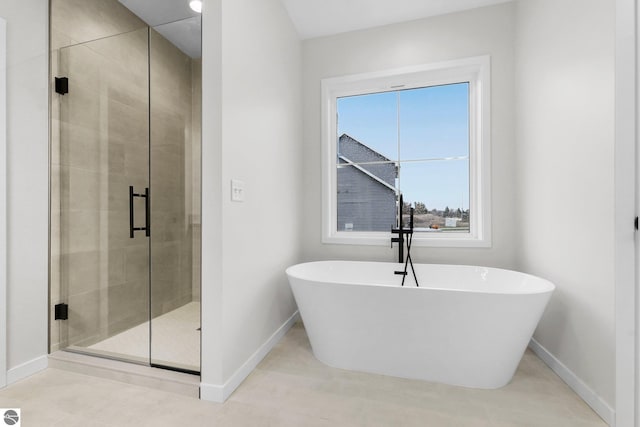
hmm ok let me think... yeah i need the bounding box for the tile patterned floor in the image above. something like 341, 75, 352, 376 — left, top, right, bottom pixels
0, 322, 607, 426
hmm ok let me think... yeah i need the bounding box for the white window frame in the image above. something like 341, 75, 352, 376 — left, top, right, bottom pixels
321, 56, 491, 248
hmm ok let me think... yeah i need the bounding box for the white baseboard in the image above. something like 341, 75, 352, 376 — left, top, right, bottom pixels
6, 355, 48, 385
199, 382, 224, 402
200, 311, 299, 403
528, 339, 614, 426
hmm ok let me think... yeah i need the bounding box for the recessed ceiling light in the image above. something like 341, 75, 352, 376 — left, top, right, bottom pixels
189, 0, 202, 13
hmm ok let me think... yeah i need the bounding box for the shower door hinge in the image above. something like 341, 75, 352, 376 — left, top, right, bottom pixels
635, 217, 638, 231
55, 77, 69, 95
54, 303, 68, 320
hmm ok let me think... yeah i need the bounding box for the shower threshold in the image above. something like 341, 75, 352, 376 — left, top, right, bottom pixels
48, 350, 200, 398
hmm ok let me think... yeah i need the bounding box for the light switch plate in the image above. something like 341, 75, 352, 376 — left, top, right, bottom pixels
231, 179, 245, 202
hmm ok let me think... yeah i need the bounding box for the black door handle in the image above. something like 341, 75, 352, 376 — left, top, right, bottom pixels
129, 186, 150, 238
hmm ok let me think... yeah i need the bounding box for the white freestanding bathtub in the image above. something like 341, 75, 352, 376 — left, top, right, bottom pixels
286, 260, 554, 389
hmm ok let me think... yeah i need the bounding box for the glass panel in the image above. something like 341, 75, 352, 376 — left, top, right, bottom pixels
335, 84, 471, 235
149, 24, 201, 373
57, 28, 151, 364
337, 91, 398, 161
337, 162, 398, 232
399, 159, 470, 232
399, 83, 469, 161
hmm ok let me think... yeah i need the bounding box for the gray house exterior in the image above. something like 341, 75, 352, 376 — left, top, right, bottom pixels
337, 134, 398, 232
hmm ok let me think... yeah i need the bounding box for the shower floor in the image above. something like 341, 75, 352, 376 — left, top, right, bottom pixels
88, 302, 200, 372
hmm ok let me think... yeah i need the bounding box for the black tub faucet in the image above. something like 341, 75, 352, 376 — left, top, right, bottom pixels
391, 194, 411, 263
391, 194, 419, 287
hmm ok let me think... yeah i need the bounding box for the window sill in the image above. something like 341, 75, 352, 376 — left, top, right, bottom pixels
322, 232, 491, 248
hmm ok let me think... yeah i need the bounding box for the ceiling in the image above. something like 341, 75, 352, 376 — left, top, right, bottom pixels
279, 0, 514, 40
117, 0, 513, 57
118, 0, 201, 58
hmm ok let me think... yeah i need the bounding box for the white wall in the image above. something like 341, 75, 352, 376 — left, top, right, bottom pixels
201, 0, 302, 398
219, 0, 302, 381
301, 3, 517, 268
514, 0, 615, 417
0, 16, 6, 388
0, 1, 49, 384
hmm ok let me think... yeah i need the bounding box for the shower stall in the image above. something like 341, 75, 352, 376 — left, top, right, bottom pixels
49, 0, 202, 374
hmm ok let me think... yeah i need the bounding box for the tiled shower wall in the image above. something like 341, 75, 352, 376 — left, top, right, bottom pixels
50, 0, 201, 351
149, 29, 197, 318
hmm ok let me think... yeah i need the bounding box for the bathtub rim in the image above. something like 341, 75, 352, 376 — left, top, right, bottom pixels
286, 260, 556, 296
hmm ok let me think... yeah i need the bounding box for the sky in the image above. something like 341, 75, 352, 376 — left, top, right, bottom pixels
337, 82, 470, 211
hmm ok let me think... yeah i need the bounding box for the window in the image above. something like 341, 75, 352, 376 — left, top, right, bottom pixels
321, 56, 491, 247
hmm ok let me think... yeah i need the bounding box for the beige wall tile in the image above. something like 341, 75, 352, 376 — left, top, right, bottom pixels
51, 0, 146, 50
124, 244, 149, 283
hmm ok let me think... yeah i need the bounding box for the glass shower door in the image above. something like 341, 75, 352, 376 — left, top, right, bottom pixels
148, 25, 201, 374
54, 22, 201, 373
57, 28, 151, 364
